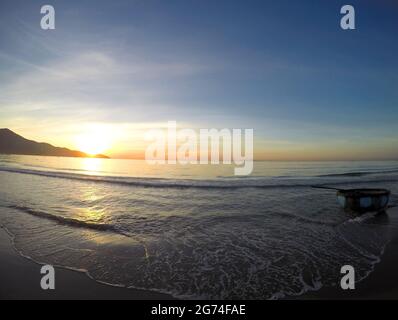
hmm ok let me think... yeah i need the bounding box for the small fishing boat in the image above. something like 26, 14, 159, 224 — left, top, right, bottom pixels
337, 188, 390, 214
312, 186, 391, 214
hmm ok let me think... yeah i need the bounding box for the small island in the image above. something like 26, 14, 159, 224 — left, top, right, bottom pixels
0, 129, 109, 159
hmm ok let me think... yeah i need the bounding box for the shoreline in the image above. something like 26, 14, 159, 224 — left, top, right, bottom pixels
298, 233, 398, 299
298, 208, 398, 300
1, 209, 398, 300
0, 226, 174, 300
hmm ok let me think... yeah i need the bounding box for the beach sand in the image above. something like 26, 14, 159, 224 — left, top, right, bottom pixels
0, 227, 173, 300
299, 235, 398, 300
1, 209, 398, 300
299, 207, 398, 300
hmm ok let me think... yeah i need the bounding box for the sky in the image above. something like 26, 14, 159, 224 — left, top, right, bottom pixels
0, 0, 397, 160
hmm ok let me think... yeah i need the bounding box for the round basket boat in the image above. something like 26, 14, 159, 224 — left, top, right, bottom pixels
337, 188, 390, 214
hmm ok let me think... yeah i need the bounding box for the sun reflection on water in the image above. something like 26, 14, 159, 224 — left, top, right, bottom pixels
76, 185, 106, 220
81, 158, 103, 174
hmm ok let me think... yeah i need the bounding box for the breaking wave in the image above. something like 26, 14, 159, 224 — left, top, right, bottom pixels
1, 166, 398, 190
7, 204, 122, 234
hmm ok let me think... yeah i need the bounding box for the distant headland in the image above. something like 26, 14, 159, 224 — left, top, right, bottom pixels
0, 129, 109, 159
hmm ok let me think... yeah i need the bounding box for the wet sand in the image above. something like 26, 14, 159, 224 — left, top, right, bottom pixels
0, 226, 173, 300
299, 236, 398, 299
299, 207, 398, 300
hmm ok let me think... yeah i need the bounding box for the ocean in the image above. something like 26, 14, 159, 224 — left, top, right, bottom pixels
0, 155, 398, 299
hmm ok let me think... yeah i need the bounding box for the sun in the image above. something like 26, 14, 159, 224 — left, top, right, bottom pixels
75, 126, 112, 156
77, 135, 109, 155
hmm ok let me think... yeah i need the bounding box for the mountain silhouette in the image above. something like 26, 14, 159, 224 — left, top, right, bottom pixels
0, 129, 109, 159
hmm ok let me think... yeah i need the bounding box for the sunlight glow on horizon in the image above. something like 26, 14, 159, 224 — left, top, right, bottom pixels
74, 125, 114, 156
